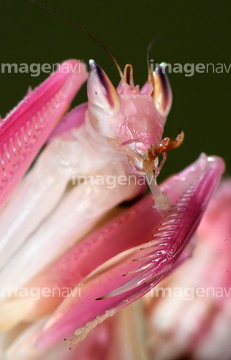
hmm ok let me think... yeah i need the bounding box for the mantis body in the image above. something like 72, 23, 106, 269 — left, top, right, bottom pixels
0, 5, 225, 358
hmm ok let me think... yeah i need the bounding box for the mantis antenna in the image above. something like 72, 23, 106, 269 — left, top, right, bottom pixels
146, 35, 162, 84
30, 0, 124, 79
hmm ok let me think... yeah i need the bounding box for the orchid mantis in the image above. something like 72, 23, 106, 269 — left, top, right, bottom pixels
0, 6, 225, 359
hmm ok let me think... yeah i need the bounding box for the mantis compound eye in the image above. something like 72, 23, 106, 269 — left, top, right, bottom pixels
87, 60, 120, 115
153, 63, 172, 117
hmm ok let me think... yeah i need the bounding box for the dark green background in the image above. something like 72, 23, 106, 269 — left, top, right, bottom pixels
0, 0, 230, 180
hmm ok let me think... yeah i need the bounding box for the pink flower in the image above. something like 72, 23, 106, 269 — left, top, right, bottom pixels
0, 59, 225, 359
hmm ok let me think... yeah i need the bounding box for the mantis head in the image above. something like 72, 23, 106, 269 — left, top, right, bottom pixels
87, 59, 184, 213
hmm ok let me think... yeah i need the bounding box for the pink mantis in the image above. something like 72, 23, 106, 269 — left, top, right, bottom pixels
0, 31, 225, 358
